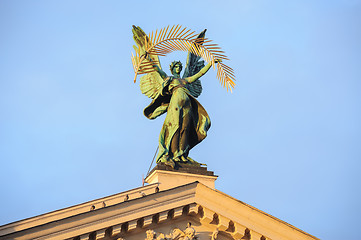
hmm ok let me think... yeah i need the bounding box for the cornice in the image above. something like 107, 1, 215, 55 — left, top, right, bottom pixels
0, 183, 159, 236
0, 181, 319, 240
194, 183, 319, 240
0, 182, 198, 240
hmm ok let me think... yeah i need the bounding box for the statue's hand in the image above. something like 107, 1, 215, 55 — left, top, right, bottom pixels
214, 59, 222, 64
141, 51, 149, 60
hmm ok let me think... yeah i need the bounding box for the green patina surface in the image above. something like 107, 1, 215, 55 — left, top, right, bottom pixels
133, 26, 219, 169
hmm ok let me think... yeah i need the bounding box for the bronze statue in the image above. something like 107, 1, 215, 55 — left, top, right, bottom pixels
131, 25, 235, 168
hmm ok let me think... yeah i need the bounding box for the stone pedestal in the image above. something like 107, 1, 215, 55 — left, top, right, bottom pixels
144, 163, 218, 191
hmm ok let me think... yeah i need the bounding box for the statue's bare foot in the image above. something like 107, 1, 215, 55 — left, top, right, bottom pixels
164, 159, 175, 168
185, 156, 207, 167
177, 156, 188, 163
180, 155, 189, 163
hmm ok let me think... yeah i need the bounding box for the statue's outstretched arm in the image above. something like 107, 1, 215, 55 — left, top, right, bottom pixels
186, 59, 222, 83
185, 61, 213, 83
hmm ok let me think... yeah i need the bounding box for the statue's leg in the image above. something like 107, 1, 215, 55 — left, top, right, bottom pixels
170, 128, 180, 159
179, 117, 190, 157
163, 91, 182, 164
170, 107, 191, 163
157, 120, 175, 168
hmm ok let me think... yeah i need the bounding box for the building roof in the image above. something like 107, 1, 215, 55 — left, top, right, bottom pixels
0, 175, 319, 240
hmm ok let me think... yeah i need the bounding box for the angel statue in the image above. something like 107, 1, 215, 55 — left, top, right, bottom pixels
131, 25, 235, 168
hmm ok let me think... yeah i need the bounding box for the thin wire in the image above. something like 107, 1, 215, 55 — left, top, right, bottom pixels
146, 146, 159, 177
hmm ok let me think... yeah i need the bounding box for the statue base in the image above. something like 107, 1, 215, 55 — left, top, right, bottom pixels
145, 163, 218, 191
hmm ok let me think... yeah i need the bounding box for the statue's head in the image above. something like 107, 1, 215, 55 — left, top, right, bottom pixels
170, 61, 182, 75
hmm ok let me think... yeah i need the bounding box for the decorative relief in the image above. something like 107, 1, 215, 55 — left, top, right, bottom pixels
145, 222, 197, 240
211, 229, 218, 240
145, 229, 157, 240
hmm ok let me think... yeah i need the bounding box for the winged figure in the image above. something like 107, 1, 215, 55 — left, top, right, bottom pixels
132, 25, 233, 168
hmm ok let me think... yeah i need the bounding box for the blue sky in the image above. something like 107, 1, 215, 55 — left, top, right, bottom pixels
0, 1, 360, 239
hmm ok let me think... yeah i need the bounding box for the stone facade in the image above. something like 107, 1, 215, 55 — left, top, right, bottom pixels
0, 167, 319, 240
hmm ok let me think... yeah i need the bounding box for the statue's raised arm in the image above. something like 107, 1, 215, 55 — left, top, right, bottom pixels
185, 59, 222, 84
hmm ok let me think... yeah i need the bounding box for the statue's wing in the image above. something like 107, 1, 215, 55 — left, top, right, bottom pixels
139, 72, 163, 99
132, 25, 163, 99
182, 29, 207, 98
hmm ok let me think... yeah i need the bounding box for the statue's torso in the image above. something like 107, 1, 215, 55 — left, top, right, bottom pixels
166, 77, 188, 94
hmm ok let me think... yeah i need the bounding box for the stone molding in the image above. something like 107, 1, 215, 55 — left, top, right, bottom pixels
0, 183, 160, 237
0, 182, 319, 240
194, 184, 318, 240
145, 170, 218, 191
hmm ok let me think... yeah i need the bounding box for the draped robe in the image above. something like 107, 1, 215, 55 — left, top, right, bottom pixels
143, 77, 211, 166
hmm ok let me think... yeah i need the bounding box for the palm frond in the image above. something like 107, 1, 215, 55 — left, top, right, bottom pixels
131, 25, 236, 91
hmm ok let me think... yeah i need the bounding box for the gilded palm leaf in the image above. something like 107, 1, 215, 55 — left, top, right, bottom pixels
131, 25, 236, 91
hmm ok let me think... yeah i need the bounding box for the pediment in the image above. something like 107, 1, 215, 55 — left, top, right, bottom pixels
0, 181, 318, 240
